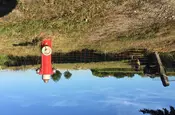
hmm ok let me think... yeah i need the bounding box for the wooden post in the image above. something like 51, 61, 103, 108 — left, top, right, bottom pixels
155, 52, 169, 87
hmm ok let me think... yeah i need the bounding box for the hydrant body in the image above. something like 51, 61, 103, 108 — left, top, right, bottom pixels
37, 39, 55, 83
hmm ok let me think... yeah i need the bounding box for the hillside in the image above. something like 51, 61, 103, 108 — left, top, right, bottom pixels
0, 0, 175, 56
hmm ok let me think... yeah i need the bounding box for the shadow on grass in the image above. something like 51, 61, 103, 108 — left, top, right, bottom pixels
4, 48, 148, 66
12, 37, 42, 46
13, 40, 39, 46
0, 0, 17, 17
140, 106, 175, 115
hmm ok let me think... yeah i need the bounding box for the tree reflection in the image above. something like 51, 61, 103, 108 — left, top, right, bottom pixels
140, 106, 175, 115
51, 70, 62, 82
64, 70, 72, 79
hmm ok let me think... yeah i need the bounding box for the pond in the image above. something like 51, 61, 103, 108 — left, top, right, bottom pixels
0, 69, 175, 115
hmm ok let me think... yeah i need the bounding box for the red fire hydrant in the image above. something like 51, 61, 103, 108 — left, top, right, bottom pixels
36, 39, 55, 83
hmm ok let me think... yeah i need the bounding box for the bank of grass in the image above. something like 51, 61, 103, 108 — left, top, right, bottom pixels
0, 55, 9, 66
2, 61, 131, 70
4, 62, 175, 76
0, 0, 175, 56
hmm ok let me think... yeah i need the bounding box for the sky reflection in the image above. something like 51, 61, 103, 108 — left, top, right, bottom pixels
0, 70, 175, 115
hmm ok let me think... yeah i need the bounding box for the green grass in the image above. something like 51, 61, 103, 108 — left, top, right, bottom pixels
0, 0, 175, 56
0, 55, 9, 66
3, 61, 131, 70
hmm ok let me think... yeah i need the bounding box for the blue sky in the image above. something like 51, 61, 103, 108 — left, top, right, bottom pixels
0, 70, 175, 115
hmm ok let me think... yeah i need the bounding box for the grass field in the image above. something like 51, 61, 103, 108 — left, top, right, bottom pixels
0, 0, 175, 56
0, 61, 131, 70
2, 61, 175, 77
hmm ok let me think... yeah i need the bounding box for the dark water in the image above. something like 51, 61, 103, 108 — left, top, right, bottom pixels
0, 70, 175, 115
